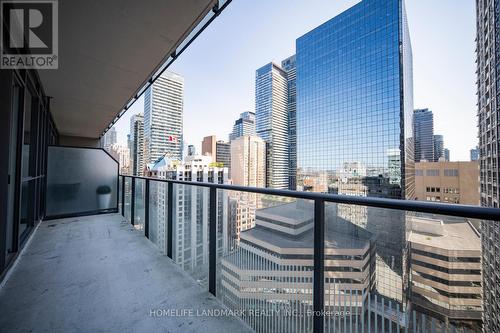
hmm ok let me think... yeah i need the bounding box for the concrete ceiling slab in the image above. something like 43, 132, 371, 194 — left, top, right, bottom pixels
38, 0, 216, 138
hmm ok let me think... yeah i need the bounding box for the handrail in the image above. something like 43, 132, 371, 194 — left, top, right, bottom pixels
121, 174, 500, 221
120, 173, 496, 333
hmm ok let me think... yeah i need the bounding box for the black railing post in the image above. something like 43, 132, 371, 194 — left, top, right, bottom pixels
121, 176, 125, 216
167, 181, 173, 259
209, 186, 217, 296
130, 177, 135, 225
313, 199, 325, 333
145, 179, 150, 238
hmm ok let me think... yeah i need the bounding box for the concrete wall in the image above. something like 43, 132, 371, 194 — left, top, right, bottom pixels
59, 135, 101, 148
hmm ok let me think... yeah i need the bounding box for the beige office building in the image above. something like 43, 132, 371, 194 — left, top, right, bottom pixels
414, 161, 480, 205
408, 216, 482, 323
230, 135, 266, 187
219, 202, 373, 332
229, 135, 266, 239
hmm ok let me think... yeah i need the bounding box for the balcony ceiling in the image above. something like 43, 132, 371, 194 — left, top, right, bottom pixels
38, 0, 216, 138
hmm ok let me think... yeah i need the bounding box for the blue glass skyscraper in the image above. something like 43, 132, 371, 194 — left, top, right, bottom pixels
296, 0, 414, 199
413, 108, 434, 162
295, 0, 414, 315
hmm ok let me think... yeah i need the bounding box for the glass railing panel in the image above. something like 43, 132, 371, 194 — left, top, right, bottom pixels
134, 178, 145, 231
124, 177, 131, 223
171, 183, 210, 287
148, 180, 168, 253
45, 146, 118, 218
216, 190, 315, 332
323, 202, 484, 333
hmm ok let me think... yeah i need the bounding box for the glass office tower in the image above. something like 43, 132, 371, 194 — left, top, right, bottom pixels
413, 109, 434, 162
296, 0, 413, 199
282, 55, 297, 190
255, 63, 290, 189
296, 0, 414, 314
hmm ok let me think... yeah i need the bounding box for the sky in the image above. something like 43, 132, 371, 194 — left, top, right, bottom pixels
113, 0, 477, 161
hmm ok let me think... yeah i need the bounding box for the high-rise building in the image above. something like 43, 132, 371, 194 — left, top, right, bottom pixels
229, 111, 256, 141
148, 155, 229, 272
220, 201, 373, 332
202, 135, 217, 159
433, 134, 444, 162
255, 62, 289, 189
408, 216, 482, 324
230, 135, 266, 188
295, 0, 414, 316
476, 1, 500, 329
413, 109, 434, 162
129, 113, 144, 176
216, 141, 231, 170
229, 135, 266, 241
143, 70, 184, 164
470, 146, 479, 161
187, 145, 196, 156
444, 148, 450, 162
414, 161, 480, 205
102, 127, 117, 151
296, 0, 414, 200
282, 55, 297, 190
202, 135, 231, 172
109, 144, 130, 175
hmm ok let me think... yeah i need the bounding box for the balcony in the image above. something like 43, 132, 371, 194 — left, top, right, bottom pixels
0, 213, 251, 333
2, 166, 499, 332
1, 1, 500, 332
0, 129, 497, 333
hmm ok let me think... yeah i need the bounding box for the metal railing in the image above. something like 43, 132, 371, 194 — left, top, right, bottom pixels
119, 174, 499, 333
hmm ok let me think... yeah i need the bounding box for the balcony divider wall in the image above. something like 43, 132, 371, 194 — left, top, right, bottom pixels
45, 146, 119, 219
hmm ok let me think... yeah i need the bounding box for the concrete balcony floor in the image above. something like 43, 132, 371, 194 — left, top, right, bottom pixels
0, 214, 251, 333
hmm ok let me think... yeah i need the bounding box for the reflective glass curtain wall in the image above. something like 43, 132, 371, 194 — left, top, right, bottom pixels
296, 0, 413, 314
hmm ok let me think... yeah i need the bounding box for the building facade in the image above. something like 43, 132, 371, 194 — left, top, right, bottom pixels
229, 111, 256, 141
295, 0, 414, 317
229, 135, 266, 243
296, 0, 414, 200
415, 161, 480, 205
408, 216, 482, 324
282, 55, 297, 190
143, 70, 184, 164
476, 1, 500, 328
109, 143, 130, 175
444, 148, 450, 162
129, 113, 144, 176
102, 127, 117, 151
216, 141, 231, 170
470, 146, 479, 161
148, 155, 229, 277
255, 62, 289, 189
230, 135, 266, 188
413, 109, 434, 162
187, 144, 196, 156
219, 202, 373, 332
202, 135, 217, 159
433, 134, 444, 162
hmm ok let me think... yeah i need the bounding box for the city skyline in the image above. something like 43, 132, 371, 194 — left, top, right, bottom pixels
110, 0, 476, 162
